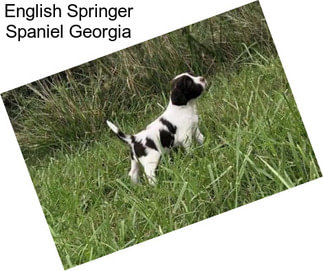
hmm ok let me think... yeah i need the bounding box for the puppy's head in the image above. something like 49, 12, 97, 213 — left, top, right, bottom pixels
170, 72, 207, 106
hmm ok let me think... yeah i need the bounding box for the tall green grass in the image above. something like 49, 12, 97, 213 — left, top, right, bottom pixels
28, 57, 320, 269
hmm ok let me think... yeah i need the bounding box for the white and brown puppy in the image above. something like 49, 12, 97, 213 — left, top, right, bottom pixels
106, 72, 207, 185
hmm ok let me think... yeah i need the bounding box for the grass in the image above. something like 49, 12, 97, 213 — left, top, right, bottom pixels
28, 57, 321, 268
1, 2, 321, 269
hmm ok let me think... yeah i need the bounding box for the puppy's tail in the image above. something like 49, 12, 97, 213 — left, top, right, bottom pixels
106, 120, 132, 144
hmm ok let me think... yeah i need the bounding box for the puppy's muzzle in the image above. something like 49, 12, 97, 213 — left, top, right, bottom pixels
199, 77, 207, 89
199, 76, 206, 83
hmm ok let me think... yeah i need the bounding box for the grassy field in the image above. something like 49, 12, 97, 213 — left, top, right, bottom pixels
27, 57, 321, 268
2, 2, 321, 269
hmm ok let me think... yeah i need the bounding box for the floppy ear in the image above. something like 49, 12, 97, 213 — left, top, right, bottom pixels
170, 76, 189, 106
171, 87, 187, 105
171, 86, 188, 105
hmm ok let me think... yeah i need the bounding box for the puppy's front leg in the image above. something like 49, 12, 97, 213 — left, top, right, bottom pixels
182, 136, 193, 152
194, 127, 204, 145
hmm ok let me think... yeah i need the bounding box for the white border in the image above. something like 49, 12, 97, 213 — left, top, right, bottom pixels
1, 0, 322, 270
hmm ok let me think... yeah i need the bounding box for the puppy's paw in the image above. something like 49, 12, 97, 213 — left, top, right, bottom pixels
197, 133, 205, 145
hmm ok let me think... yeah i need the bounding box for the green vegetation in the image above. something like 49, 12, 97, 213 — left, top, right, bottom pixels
2, 2, 320, 269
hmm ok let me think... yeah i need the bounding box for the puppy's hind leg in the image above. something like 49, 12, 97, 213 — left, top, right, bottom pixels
129, 155, 140, 184
141, 152, 160, 186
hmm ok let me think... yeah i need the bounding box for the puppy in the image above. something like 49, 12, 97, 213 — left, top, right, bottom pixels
106, 72, 207, 185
